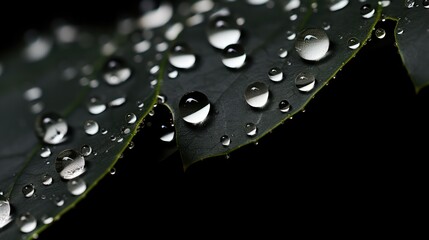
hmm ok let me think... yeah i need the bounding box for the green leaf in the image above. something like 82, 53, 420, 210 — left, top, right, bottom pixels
161, 0, 381, 169
383, 1, 429, 92
0, 25, 161, 239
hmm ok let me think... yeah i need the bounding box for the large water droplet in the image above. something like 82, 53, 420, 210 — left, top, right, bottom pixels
87, 97, 107, 115
207, 16, 241, 49
295, 72, 316, 92
23, 87, 42, 101
360, 4, 375, 19
17, 213, 37, 233
168, 43, 196, 69
103, 58, 132, 85
22, 184, 35, 198
56, 149, 85, 180
423, 0, 429, 8
244, 82, 269, 108
35, 113, 68, 145
375, 28, 386, 39
347, 37, 360, 49
220, 135, 231, 147
40, 147, 51, 158
81, 145, 92, 157
404, 0, 415, 8
245, 123, 257, 136
295, 28, 330, 61
179, 91, 211, 124
41, 174, 53, 186
279, 100, 291, 113
268, 67, 283, 82
126, 113, 137, 124
328, 0, 349, 11
67, 178, 87, 196
0, 195, 11, 228
84, 120, 99, 136
222, 44, 246, 69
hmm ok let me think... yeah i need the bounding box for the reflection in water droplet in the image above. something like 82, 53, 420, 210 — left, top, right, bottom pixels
179, 91, 211, 124
41, 174, 53, 186
268, 67, 283, 82
168, 44, 196, 69
87, 97, 106, 115
17, 213, 37, 233
108, 97, 127, 107
397, 28, 404, 35
56, 149, 85, 180
279, 100, 291, 113
40, 147, 51, 158
35, 113, 68, 145
404, 0, 415, 8
207, 16, 241, 49
126, 113, 137, 124
295, 28, 330, 61
347, 37, 360, 49
375, 28, 386, 39
81, 145, 92, 157
67, 178, 87, 196
84, 120, 99, 136
23, 87, 42, 101
220, 135, 231, 147
244, 82, 269, 108
0, 195, 11, 229
329, 0, 349, 11
222, 44, 246, 69
160, 124, 175, 142
101, 128, 108, 135
103, 58, 132, 85
278, 48, 288, 58
360, 4, 375, 19
295, 72, 316, 92
245, 123, 257, 137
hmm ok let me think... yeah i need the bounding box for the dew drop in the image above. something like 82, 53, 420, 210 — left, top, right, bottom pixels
0, 196, 11, 229
268, 67, 283, 82
110, 135, 117, 142
22, 184, 35, 198
101, 128, 108, 135
168, 69, 179, 79
295, 72, 316, 92
222, 44, 246, 69
108, 96, 127, 107
378, 0, 391, 7
220, 135, 231, 147
322, 22, 331, 31
328, 0, 349, 11
165, 23, 184, 41
279, 100, 291, 113
295, 28, 330, 61
40, 147, 51, 158
35, 113, 68, 145
126, 113, 137, 124
55, 149, 85, 180
54, 197, 65, 207
424, 0, 429, 8
375, 28, 386, 39
55, 25, 78, 43
286, 30, 296, 40
138, 3, 173, 29
404, 0, 415, 8
30, 102, 44, 114
17, 213, 37, 233
81, 145, 92, 157
41, 174, 53, 186
23, 87, 42, 101
360, 4, 375, 19
110, 168, 116, 175
245, 123, 257, 137
347, 37, 360, 49
87, 97, 106, 115
84, 120, 99, 136
244, 82, 269, 108
397, 28, 404, 35
121, 127, 131, 135
179, 91, 211, 124
41, 215, 53, 225
102, 58, 132, 85
128, 141, 135, 149
67, 178, 87, 196
207, 15, 241, 49
278, 48, 288, 58
168, 43, 196, 69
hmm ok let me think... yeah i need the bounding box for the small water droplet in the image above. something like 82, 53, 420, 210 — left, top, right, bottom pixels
150, 65, 160, 75
397, 28, 404, 35
22, 184, 35, 198
244, 82, 269, 108
222, 44, 246, 69
220, 135, 231, 147
110, 135, 117, 142
35, 113, 68, 145
268, 67, 283, 82
423, 0, 429, 8
121, 127, 131, 135
179, 91, 211, 124
41, 174, 53, 186
245, 123, 257, 136
87, 97, 107, 115
84, 120, 99, 136
55, 24, 78, 43
138, 3, 173, 29
134, 40, 151, 53
23, 87, 42, 101
54, 197, 65, 207
284, 0, 301, 11
169, 43, 196, 69
279, 100, 291, 113
286, 30, 296, 40
56, 149, 85, 180
110, 168, 116, 175
329, 0, 349, 11
295, 28, 330, 61
360, 4, 375, 18
378, 0, 391, 7
24, 35, 52, 62
295, 72, 316, 92
117, 137, 124, 143
0, 196, 11, 229
347, 37, 360, 49
404, 0, 415, 8
126, 113, 137, 124
128, 141, 135, 149
103, 58, 132, 85
30, 101, 44, 114
67, 178, 87, 196
168, 69, 179, 79
375, 28, 386, 39
160, 124, 175, 142
101, 128, 108, 135
137, 101, 145, 109
40, 147, 51, 158
278, 48, 288, 58
41, 215, 53, 225
17, 213, 37, 233
81, 145, 92, 157
207, 15, 241, 49
165, 22, 184, 41
108, 96, 127, 107
322, 22, 331, 31
247, 0, 269, 5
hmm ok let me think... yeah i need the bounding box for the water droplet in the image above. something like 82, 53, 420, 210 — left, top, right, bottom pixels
121, 127, 131, 135
404, 0, 415, 8
128, 141, 135, 149
126, 113, 137, 124
117, 137, 124, 143
222, 44, 246, 69
84, 120, 99, 135
179, 91, 211, 124
67, 178, 87, 196
134, 40, 151, 53
286, 30, 296, 40
278, 48, 288, 58
160, 124, 175, 142
247, 0, 269, 5
290, 14, 298, 21
207, 15, 241, 49
109, 168, 116, 175
108, 96, 127, 107
30, 102, 44, 114
87, 97, 107, 115
329, 0, 349, 11
24, 35, 52, 62
103, 58, 132, 85
378, 0, 391, 7
165, 22, 184, 41
244, 82, 269, 108
35, 113, 68, 145
22, 184, 35, 198
138, 3, 173, 29
322, 22, 331, 31
40, 147, 51, 158
279, 100, 291, 113
41, 174, 53, 186
220, 135, 231, 147
101, 128, 108, 135
23, 87, 42, 101
54, 197, 65, 207
397, 28, 404, 35
245, 123, 257, 136
423, 0, 429, 8
56, 149, 85, 180
169, 43, 196, 69
360, 4, 375, 18
285, 0, 301, 11
0, 196, 11, 228
295, 72, 316, 92
168, 69, 179, 79
81, 145, 92, 157
295, 28, 330, 61
41, 215, 53, 225
347, 37, 360, 49
17, 213, 37, 233
375, 28, 386, 39
110, 135, 117, 142
268, 67, 283, 82
55, 25, 78, 43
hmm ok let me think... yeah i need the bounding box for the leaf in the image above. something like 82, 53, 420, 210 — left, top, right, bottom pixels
161, 0, 381, 169
0, 24, 161, 239
382, 1, 429, 92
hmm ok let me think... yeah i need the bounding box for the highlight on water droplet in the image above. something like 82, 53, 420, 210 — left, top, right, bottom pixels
126, 113, 137, 125
81, 145, 92, 157
179, 91, 211, 124
56, 149, 85, 180
295, 28, 330, 61
0, 195, 11, 229
278, 48, 288, 58
222, 44, 246, 69
295, 72, 316, 92
244, 82, 269, 108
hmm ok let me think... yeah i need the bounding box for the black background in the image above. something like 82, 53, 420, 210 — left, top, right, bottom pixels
1, 1, 428, 238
